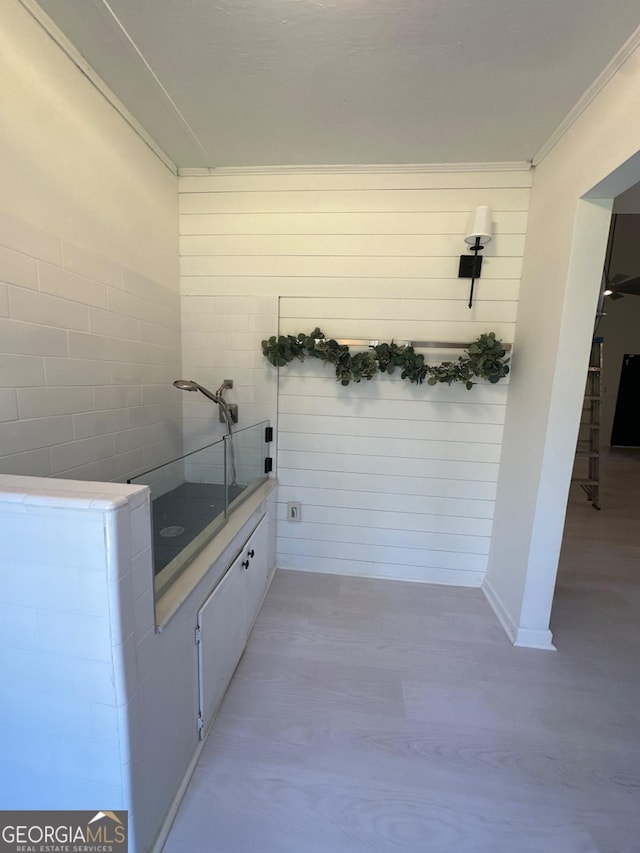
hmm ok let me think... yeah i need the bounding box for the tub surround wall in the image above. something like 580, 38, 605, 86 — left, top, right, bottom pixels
0, 215, 183, 482
179, 294, 278, 455
0, 0, 181, 482
179, 168, 530, 585
0, 474, 277, 853
0, 0, 178, 287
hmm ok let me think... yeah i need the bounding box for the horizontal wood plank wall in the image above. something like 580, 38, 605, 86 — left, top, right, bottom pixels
179, 168, 531, 585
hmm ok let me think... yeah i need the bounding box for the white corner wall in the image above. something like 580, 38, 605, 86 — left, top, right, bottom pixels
486, 41, 640, 648
179, 167, 531, 586
0, 475, 150, 822
0, 0, 181, 482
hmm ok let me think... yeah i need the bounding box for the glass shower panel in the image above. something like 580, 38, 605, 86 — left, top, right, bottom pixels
128, 421, 271, 600
129, 438, 228, 598
225, 420, 270, 511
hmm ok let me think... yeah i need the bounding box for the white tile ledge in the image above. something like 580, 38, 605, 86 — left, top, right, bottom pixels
0, 474, 148, 511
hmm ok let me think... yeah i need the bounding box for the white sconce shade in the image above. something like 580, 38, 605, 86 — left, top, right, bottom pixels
465, 205, 493, 247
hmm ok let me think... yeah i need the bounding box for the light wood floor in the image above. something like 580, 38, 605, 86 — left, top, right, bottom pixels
163, 451, 640, 853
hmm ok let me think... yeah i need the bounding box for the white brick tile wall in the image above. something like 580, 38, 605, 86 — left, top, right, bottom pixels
0, 211, 183, 480
0, 388, 18, 423
131, 547, 153, 601
44, 357, 113, 386
93, 385, 142, 410
3, 646, 116, 704
9, 285, 90, 330
141, 384, 178, 405
0, 211, 62, 265
18, 386, 94, 418
114, 425, 157, 454
39, 262, 109, 308
0, 354, 45, 387
62, 242, 124, 289
50, 737, 123, 787
130, 502, 153, 558
139, 320, 181, 348
141, 437, 180, 471
0, 448, 51, 476
109, 449, 145, 480
0, 477, 154, 816
50, 435, 116, 474
0, 245, 38, 289
93, 457, 114, 484
36, 610, 112, 661
128, 401, 181, 429
0, 603, 38, 650
0, 316, 68, 357
0, 728, 52, 773
109, 573, 135, 652
89, 702, 120, 746
73, 408, 129, 440
0, 284, 8, 316
0, 415, 74, 454
109, 362, 156, 386
89, 307, 140, 340
124, 268, 166, 302
108, 288, 178, 330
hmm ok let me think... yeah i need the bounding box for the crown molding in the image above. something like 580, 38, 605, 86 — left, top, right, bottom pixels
18, 0, 178, 175
533, 23, 640, 166
179, 161, 533, 177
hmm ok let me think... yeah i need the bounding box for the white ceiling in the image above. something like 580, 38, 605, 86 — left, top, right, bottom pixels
32, 0, 640, 169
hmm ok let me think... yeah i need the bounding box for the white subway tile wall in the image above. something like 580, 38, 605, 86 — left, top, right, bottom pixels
180, 294, 278, 454
0, 213, 182, 481
0, 479, 148, 811
179, 168, 531, 585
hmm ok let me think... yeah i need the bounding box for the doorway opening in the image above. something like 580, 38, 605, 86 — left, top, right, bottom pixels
552, 181, 640, 649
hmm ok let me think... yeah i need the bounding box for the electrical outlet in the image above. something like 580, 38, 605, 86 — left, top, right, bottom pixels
287, 501, 301, 522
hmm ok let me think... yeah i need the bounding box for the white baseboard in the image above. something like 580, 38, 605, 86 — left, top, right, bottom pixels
482, 577, 518, 643
482, 578, 556, 651
276, 562, 483, 588
514, 627, 556, 651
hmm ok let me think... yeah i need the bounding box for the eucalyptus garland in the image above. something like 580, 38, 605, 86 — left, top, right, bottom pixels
262, 328, 510, 388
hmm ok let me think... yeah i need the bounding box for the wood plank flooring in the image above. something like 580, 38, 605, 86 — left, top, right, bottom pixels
163, 450, 640, 853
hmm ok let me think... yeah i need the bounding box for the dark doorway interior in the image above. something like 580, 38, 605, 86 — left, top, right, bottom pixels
611, 353, 640, 446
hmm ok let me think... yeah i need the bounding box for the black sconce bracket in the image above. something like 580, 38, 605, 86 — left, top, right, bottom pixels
458, 254, 483, 279
458, 236, 485, 309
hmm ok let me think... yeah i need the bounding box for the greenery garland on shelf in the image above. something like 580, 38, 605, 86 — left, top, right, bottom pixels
262, 328, 510, 389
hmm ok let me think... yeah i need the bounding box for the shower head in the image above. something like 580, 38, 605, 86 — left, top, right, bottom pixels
173, 379, 223, 404
173, 379, 199, 392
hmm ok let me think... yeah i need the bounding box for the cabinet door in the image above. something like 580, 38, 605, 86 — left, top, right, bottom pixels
241, 515, 270, 636
197, 556, 246, 737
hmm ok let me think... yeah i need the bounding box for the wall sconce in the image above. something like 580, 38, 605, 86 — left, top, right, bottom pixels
458, 205, 493, 308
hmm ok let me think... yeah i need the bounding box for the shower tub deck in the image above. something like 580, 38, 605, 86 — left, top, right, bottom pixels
129, 421, 271, 598
152, 482, 245, 574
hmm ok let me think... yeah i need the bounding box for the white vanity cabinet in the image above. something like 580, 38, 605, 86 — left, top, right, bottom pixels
196, 514, 271, 738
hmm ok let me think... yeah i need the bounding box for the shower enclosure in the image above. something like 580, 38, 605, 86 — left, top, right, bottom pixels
128, 420, 271, 598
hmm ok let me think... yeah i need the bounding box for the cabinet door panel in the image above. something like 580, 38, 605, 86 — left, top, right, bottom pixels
197, 558, 246, 736
242, 515, 270, 635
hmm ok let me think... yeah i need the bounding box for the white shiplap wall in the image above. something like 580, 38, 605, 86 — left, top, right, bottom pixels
179, 168, 530, 585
